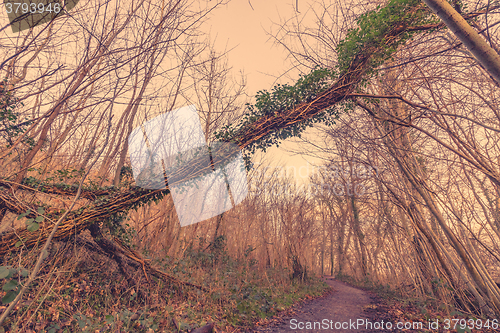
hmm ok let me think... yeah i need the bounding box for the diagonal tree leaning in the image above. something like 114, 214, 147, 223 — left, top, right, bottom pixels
0, 0, 482, 254
0, 0, 496, 285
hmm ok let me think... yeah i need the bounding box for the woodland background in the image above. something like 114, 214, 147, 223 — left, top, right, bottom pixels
1, 0, 500, 331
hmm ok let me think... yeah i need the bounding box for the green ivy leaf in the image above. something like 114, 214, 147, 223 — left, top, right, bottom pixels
35, 216, 44, 222
0, 266, 11, 279
19, 268, 29, 277
27, 223, 39, 232
2, 279, 18, 291
37, 207, 45, 215
2, 289, 19, 304
14, 241, 23, 248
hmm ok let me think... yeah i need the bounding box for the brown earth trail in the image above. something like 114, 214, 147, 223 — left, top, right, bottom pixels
254, 276, 379, 333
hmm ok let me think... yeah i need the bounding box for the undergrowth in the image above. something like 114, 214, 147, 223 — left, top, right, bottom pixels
0, 236, 329, 332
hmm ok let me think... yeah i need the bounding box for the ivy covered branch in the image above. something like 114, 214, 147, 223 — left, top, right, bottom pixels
0, 0, 495, 262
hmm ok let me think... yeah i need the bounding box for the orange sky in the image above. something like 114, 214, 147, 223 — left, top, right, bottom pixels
207, 0, 301, 95
0, 0, 324, 182
207, 0, 323, 182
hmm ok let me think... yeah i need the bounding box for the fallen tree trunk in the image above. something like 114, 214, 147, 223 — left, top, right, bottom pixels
0, 2, 495, 291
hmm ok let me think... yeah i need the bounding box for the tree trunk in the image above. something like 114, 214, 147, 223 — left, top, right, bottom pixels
422, 0, 500, 84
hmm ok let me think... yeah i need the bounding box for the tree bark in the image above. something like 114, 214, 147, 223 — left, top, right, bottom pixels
422, 0, 500, 84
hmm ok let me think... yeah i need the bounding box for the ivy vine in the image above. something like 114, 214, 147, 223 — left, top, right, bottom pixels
0, 78, 33, 149
214, 0, 440, 162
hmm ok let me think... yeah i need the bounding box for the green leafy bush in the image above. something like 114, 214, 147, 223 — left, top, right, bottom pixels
0, 266, 29, 304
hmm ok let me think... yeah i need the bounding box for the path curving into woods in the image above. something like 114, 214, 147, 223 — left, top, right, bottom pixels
255, 276, 377, 333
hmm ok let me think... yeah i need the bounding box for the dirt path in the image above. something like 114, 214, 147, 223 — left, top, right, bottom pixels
255, 276, 377, 332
